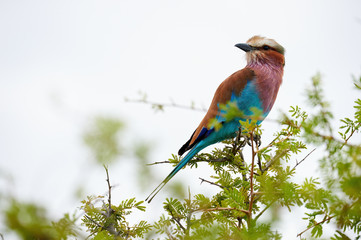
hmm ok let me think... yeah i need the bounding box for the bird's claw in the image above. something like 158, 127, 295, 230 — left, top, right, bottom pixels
246, 134, 261, 147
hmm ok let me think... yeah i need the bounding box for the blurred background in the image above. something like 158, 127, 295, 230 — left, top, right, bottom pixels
1, 0, 361, 239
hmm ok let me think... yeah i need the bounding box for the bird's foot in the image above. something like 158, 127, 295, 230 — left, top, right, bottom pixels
246, 134, 261, 148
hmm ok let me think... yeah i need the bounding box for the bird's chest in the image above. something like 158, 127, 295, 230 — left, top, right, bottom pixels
232, 81, 264, 117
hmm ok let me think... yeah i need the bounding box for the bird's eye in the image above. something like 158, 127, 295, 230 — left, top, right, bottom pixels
263, 45, 270, 50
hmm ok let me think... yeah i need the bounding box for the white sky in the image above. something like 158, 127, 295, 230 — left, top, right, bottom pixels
1, 0, 361, 239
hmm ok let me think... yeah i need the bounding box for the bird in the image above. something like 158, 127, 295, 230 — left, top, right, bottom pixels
146, 36, 285, 203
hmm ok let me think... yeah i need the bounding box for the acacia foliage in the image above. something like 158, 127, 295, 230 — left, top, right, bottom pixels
80, 74, 361, 239
1, 75, 360, 239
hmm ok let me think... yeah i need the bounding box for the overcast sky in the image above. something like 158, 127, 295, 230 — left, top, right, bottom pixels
1, 0, 361, 239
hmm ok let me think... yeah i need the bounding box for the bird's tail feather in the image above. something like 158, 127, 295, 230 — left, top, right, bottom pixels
145, 144, 204, 203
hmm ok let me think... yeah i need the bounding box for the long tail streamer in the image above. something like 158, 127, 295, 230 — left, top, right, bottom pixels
145, 144, 204, 203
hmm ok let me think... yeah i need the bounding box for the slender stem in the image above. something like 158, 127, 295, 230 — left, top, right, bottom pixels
254, 200, 276, 221
341, 122, 361, 149
240, 151, 247, 181
85, 214, 120, 236
147, 158, 228, 166
199, 207, 249, 214
312, 131, 359, 148
261, 148, 289, 173
257, 152, 263, 173
247, 132, 256, 226
234, 129, 248, 181
169, 210, 186, 232
147, 160, 170, 165
102, 166, 118, 235
297, 215, 334, 238
199, 177, 224, 189
193, 157, 229, 163
291, 148, 316, 172
104, 165, 112, 209
256, 135, 290, 154
125, 98, 207, 112
85, 214, 103, 228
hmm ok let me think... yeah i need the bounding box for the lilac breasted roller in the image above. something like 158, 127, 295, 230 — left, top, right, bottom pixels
146, 36, 285, 203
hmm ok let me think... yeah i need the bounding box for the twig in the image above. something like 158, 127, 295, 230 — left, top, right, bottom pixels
198, 158, 229, 163
85, 214, 103, 228
125, 98, 207, 112
147, 160, 170, 165
169, 210, 186, 232
257, 152, 263, 173
147, 158, 229, 166
312, 131, 359, 148
239, 151, 247, 181
199, 207, 249, 214
247, 132, 256, 226
104, 165, 112, 211
233, 130, 248, 181
254, 200, 276, 221
298, 201, 357, 238
232, 130, 247, 155
256, 133, 292, 173
261, 148, 290, 173
185, 187, 193, 236
85, 213, 121, 236
341, 122, 360, 149
256, 135, 290, 154
199, 177, 224, 189
103, 166, 118, 236
126, 96, 284, 127
254, 149, 316, 223
291, 148, 316, 172
297, 215, 334, 238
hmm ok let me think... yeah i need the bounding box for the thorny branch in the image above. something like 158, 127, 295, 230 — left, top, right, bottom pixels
247, 132, 256, 226
312, 131, 360, 148
284, 115, 359, 149
104, 166, 113, 215
126, 95, 281, 125
84, 166, 120, 237
147, 157, 229, 166
291, 148, 316, 172
167, 207, 186, 233
85, 214, 102, 229
256, 134, 292, 155
260, 148, 290, 173
297, 200, 358, 238
297, 215, 334, 238
197, 207, 249, 215
199, 177, 224, 189
231, 130, 248, 155
233, 130, 248, 181
125, 97, 207, 112
257, 152, 263, 173
341, 122, 361, 149
84, 214, 120, 236
254, 199, 277, 222
147, 160, 171, 165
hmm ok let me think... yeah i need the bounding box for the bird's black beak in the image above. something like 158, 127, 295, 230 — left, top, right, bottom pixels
235, 43, 254, 52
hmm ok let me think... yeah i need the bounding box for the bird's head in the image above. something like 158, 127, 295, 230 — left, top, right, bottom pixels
235, 36, 285, 67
